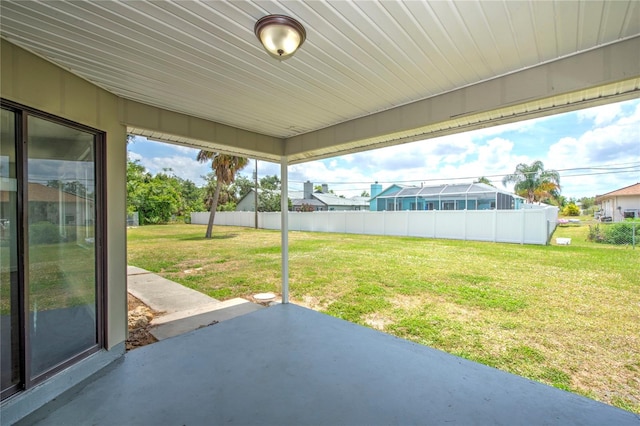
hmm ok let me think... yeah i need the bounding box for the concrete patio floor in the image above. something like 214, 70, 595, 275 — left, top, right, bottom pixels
21, 304, 639, 425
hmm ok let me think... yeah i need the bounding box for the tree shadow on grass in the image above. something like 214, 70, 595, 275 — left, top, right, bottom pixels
177, 233, 238, 241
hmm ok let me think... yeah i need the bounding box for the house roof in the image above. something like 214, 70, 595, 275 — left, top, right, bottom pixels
595, 183, 640, 202
237, 188, 303, 204
311, 193, 369, 208
291, 198, 325, 208
373, 183, 521, 200
373, 184, 411, 200
1, 1, 638, 164
0, 182, 89, 204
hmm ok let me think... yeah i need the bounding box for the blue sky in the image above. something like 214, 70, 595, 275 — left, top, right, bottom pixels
128, 98, 640, 199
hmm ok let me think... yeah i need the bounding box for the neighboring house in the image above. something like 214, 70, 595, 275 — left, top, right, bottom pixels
291, 181, 368, 211
1, 182, 94, 227
236, 188, 303, 211
27, 183, 93, 225
311, 193, 369, 211
369, 182, 524, 212
595, 183, 640, 221
235, 189, 259, 211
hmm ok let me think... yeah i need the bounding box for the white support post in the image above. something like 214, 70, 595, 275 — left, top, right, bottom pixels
280, 157, 289, 304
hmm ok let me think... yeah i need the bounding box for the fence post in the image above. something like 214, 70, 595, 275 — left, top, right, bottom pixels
521, 209, 526, 245
406, 210, 410, 236
433, 210, 437, 238
383, 210, 386, 236
464, 209, 467, 240
633, 222, 636, 249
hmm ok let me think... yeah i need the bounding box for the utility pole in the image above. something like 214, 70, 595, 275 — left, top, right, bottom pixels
254, 159, 258, 228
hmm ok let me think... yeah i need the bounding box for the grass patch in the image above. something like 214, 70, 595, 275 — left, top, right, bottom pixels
127, 224, 640, 414
1, 242, 96, 314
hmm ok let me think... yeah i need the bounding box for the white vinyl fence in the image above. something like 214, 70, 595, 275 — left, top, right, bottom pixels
192, 207, 559, 245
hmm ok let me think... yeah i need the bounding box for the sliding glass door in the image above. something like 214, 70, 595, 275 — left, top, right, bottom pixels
1, 107, 20, 398
1, 101, 104, 400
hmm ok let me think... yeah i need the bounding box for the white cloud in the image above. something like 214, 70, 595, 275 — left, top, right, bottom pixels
545, 105, 640, 197
300, 134, 530, 197
618, 102, 640, 126
577, 103, 622, 126
137, 155, 210, 185
128, 151, 143, 162
169, 143, 200, 154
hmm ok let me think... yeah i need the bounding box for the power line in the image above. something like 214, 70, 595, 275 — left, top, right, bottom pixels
288, 161, 640, 186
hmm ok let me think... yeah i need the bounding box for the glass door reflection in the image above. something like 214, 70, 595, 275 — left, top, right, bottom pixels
27, 116, 98, 379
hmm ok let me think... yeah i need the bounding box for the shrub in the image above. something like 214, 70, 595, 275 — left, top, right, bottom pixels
29, 221, 62, 244
562, 203, 580, 216
588, 221, 638, 245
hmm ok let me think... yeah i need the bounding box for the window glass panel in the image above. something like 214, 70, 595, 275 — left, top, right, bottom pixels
1, 108, 20, 393
27, 115, 97, 378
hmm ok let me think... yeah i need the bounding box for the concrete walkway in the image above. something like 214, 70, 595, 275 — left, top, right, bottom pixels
127, 266, 264, 340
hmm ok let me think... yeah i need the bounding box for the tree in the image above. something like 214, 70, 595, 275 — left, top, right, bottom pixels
126, 159, 150, 215
501, 160, 560, 204
258, 192, 291, 212
64, 181, 88, 198
46, 179, 88, 198
231, 175, 254, 200
361, 191, 370, 197
127, 164, 181, 224
314, 184, 334, 194
260, 175, 280, 191
474, 176, 494, 187
197, 151, 248, 238
202, 172, 237, 212
126, 158, 208, 224
175, 177, 206, 220
554, 195, 568, 208
136, 174, 181, 224
579, 196, 595, 210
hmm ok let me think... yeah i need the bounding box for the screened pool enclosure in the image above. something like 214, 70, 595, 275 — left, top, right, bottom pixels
370, 183, 524, 212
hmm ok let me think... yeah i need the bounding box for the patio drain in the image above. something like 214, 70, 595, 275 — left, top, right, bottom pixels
253, 292, 277, 305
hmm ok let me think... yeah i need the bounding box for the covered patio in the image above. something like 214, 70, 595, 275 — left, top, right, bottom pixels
20, 304, 638, 425
1, 1, 639, 423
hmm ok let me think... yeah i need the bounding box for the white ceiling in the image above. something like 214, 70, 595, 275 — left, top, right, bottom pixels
1, 0, 639, 155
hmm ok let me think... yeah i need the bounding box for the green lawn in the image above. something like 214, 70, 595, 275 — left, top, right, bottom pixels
127, 223, 639, 413
1, 242, 95, 314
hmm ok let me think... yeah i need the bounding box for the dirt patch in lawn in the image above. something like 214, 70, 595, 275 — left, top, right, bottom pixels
126, 294, 158, 350
363, 313, 393, 330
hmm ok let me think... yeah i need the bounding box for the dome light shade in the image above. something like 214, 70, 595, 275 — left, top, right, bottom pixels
255, 15, 306, 60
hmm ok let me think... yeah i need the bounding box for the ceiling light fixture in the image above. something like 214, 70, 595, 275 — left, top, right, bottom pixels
255, 14, 306, 60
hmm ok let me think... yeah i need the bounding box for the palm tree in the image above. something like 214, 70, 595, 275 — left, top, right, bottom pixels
474, 176, 494, 187
502, 160, 560, 204
197, 151, 248, 238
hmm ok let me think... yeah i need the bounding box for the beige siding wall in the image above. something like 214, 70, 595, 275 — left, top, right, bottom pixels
1, 39, 127, 349
611, 195, 640, 221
